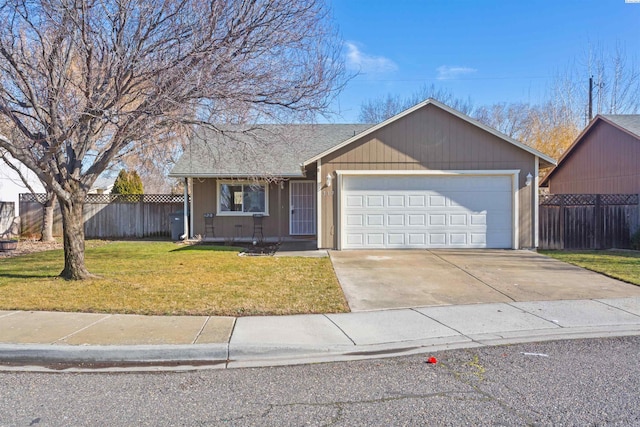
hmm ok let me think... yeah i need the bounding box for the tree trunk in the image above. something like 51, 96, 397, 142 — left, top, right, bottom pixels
59, 196, 92, 280
40, 192, 56, 242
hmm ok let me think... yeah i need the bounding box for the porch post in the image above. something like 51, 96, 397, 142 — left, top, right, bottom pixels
278, 180, 282, 242
316, 159, 322, 249
534, 157, 539, 248
183, 177, 189, 239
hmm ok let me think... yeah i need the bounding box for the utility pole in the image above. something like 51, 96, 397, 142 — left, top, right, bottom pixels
588, 76, 593, 121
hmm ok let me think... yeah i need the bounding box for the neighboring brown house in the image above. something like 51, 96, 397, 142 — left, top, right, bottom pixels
541, 115, 640, 194
170, 99, 555, 249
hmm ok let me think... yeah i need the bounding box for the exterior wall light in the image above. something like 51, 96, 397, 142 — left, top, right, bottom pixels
526, 173, 533, 186
326, 173, 332, 187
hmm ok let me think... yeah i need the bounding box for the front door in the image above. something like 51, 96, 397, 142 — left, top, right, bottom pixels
290, 181, 316, 235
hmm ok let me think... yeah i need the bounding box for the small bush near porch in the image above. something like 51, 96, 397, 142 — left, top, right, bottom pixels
0, 242, 349, 316
540, 250, 640, 286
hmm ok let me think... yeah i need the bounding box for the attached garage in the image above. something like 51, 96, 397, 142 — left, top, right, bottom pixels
307, 100, 556, 250
339, 172, 516, 249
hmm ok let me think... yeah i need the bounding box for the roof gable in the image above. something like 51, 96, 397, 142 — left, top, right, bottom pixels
303, 98, 556, 167
540, 114, 640, 186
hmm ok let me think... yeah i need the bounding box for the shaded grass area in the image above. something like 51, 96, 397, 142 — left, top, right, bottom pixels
540, 250, 640, 286
0, 241, 349, 316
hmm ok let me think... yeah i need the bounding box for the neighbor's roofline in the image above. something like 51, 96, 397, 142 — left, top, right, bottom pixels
540, 114, 640, 186
302, 98, 557, 167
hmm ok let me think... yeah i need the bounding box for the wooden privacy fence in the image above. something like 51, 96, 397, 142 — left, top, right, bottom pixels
19, 193, 186, 239
539, 194, 640, 250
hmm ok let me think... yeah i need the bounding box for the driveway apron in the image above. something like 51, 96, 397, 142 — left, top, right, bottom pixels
329, 250, 640, 311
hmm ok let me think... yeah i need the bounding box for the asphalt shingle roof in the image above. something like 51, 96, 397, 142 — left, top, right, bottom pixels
170, 124, 373, 178
601, 114, 640, 139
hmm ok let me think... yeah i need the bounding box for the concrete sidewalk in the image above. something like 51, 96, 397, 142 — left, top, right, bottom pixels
1, 296, 639, 370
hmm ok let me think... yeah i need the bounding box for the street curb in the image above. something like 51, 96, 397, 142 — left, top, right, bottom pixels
1, 326, 639, 372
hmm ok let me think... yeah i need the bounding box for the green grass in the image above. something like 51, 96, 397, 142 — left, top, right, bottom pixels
0, 241, 349, 316
540, 250, 640, 286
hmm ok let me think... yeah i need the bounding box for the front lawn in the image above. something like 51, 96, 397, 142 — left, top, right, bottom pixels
540, 250, 640, 286
0, 241, 349, 316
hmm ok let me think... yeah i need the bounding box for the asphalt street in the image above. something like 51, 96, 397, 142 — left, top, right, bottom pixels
1, 336, 639, 426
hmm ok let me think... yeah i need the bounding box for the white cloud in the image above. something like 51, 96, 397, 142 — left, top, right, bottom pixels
436, 65, 477, 80
346, 42, 398, 74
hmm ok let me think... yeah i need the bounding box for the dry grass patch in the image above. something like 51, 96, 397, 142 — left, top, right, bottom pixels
0, 241, 349, 316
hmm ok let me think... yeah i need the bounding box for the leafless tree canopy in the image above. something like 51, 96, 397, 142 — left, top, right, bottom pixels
358, 84, 474, 123
0, 0, 346, 278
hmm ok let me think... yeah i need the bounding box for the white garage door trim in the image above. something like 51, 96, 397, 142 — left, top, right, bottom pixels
336, 170, 520, 250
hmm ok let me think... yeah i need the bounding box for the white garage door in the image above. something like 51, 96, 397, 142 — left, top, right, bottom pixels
342, 175, 513, 249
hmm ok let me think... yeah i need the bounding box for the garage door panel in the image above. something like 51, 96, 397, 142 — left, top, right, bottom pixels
408, 233, 426, 244
387, 233, 405, 245
342, 175, 513, 249
449, 214, 467, 226
346, 214, 364, 226
346, 234, 364, 246
429, 195, 446, 207
470, 214, 487, 225
470, 234, 487, 244
366, 214, 384, 226
387, 195, 404, 207
429, 233, 447, 245
346, 195, 364, 207
408, 195, 426, 207
387, 214, 404, 226
366, 195, 384, 207
367, 234, 384, 245
408, 214, 426, 226
429, 214, 446, 225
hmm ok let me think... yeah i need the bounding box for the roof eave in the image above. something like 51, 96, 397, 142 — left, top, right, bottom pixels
168, 172, 306, 179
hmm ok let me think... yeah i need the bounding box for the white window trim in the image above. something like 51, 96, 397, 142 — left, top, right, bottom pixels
216, 180, 270, 216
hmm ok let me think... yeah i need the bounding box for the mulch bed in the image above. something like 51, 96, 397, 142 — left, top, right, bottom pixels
237, 241, 281, 256
0, 238, 63, 258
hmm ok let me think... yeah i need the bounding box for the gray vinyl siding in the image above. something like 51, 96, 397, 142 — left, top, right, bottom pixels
547, 121, 640, 194
318, 104, 537, 249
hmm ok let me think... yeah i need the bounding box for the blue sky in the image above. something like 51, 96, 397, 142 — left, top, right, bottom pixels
329, 0, 640, 122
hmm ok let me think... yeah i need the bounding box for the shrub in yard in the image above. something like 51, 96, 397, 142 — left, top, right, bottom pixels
112, 169, 144, 195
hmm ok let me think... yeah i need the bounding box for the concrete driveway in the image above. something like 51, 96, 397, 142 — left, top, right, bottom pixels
329, 250, 640, 311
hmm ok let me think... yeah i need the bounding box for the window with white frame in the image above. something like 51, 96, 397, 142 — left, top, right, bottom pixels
217, 181, 268, 215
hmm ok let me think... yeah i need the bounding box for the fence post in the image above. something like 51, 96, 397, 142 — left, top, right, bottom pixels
595, 194, 603, 250
558, 195, 565, 249
138, 194, 145, 238
637, 193, 640, 236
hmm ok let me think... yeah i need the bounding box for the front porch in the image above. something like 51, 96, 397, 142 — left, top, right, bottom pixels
186, 177, 318, 246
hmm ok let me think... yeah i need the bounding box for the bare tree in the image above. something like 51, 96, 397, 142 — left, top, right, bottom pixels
474, 102, 532, 140
474, 101, 579, 160
554, 43, 640, 125
359, 84, 474, 123
0, 0, 346, 279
